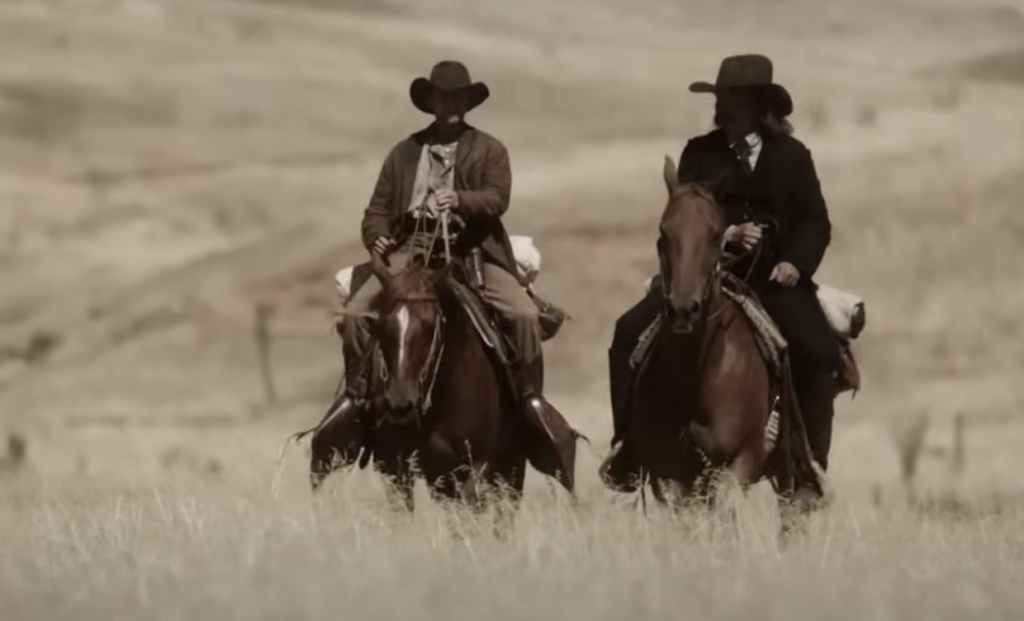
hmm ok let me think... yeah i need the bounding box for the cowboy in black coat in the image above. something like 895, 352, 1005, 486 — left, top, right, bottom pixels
601, 54, 840, 491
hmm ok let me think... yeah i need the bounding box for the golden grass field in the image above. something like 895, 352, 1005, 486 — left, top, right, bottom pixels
3, 0, 1024, 618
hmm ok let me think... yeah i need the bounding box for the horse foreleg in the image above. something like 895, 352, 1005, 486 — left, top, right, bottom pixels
387, 471, 415, 513
703, 449, 760, 536
456, 463, 489, 513
376, 456, 415, 513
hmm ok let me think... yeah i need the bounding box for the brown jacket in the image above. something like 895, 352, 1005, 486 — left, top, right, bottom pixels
360, 124, 523, 285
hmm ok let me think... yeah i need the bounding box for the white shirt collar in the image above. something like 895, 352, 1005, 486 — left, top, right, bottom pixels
731, 132, 763, 170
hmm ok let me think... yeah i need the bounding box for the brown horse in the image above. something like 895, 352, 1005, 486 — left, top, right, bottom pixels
325, 252, 582, 517
628, 156, 823, 531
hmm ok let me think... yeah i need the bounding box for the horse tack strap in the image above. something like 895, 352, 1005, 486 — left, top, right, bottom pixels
721, 287, 787, 376
420, 315, 446, 413
445, 279, 512, 365
400, 295, 439, 303
629, 314, 663, 371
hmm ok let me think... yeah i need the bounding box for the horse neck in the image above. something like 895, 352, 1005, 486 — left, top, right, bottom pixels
432, 284, 486, 372
697, 276, 754, 377
695, 269, 756, 371
429, 284, 504, 418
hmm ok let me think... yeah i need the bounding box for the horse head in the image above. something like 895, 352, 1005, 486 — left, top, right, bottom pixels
657, 156, 726, 334
369, 252, 453, 420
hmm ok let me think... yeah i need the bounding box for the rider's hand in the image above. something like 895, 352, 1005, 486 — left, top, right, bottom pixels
435, 189, 460, 210
769, 261, 800, 287
724, 222, 762, 250
372, 236, 396, 256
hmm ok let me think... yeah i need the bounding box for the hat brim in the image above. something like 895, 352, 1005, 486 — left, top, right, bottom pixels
687, 81, 793, 117
410, 77, 490, 114
688, 81, 717, 94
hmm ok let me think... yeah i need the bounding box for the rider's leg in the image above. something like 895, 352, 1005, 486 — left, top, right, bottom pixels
600, 287, 663, 491
609, 287, 663, 446
309, 254, 406, 490
337, 276, 383, 393
478, 263, 543, 395
479, 263, 581, 487
337, 252, 411, 392
759, 286, 840, 472
792, 363, 837, 470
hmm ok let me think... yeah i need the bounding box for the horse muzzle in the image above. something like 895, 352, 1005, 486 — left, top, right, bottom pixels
668, 299, 701, 334
383, 404, 420, 425
382, 382, 422, 422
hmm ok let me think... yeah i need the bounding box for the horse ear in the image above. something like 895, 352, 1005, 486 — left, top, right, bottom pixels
662, 155, 679, 195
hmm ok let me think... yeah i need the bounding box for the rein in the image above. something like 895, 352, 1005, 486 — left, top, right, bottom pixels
657, 196, 771, 371
377, 210, 456, 424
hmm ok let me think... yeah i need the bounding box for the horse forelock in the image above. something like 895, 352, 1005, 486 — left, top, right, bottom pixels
660, 183, 724, 243
371, 265, 442, 316
676, 181, 716, 204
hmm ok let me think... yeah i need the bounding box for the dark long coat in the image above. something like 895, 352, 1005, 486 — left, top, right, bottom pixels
676, 128, 839, 372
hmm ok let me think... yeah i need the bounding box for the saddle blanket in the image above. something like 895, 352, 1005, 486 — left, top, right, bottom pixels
335, 234, 542, 303
634, 274, 863, 394
642, 276, 866, 340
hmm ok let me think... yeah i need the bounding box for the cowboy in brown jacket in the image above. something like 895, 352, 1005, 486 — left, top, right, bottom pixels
307, 61, 554, 487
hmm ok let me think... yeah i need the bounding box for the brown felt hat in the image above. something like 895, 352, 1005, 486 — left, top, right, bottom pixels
689, 54, 793, 117
409, 60, 490, 114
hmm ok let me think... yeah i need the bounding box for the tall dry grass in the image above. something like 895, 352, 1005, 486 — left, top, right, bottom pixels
2, 474, 1022, 621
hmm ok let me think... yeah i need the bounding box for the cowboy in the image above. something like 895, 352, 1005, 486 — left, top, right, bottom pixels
308, 60, 553, 485
601, 54, 839, 491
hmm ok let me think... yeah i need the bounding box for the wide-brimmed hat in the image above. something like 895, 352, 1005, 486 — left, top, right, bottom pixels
409, 60, 490, 115
689, 54, 793, 117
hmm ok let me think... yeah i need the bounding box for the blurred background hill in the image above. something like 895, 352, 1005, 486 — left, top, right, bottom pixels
2, 0, 1024, 493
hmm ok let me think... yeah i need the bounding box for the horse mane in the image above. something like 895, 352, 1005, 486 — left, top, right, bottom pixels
671, 181, 716, 204
369, 260, 453, 315
662, 181, 725, 230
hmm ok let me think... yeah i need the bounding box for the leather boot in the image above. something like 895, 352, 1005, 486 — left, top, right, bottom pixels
514, 355, 548, 417
599, 348, 642, 493
512, 356, 579, 492
309, 338, 372, 491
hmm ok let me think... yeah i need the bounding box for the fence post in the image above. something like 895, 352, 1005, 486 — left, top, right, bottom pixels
950, 413, 965, 476
254, 302, 278, 405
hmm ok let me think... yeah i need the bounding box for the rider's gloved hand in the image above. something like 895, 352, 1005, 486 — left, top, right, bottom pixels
372, 236, 397, 256
723, 222, 762, 250
434, 189, 460, 211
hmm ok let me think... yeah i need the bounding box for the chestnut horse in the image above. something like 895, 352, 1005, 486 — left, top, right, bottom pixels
331, 252, 582, 517
629, 157, 823, 531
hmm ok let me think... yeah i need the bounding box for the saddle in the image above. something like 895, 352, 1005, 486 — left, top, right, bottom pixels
634, 273, 862, 395
345, 250, 569, 403
344, 255, 567, 353
339, 234, 568, 347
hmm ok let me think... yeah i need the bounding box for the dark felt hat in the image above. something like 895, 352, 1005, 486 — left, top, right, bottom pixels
409, 60, 490, 114
689, 54, 793, 117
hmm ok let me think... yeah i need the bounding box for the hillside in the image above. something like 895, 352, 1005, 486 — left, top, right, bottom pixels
1, 0, 1024, 489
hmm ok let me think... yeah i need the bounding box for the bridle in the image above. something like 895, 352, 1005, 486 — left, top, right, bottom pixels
371, 209, 458, 425
656, 204, 775, 336
376, 290, 447, 425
